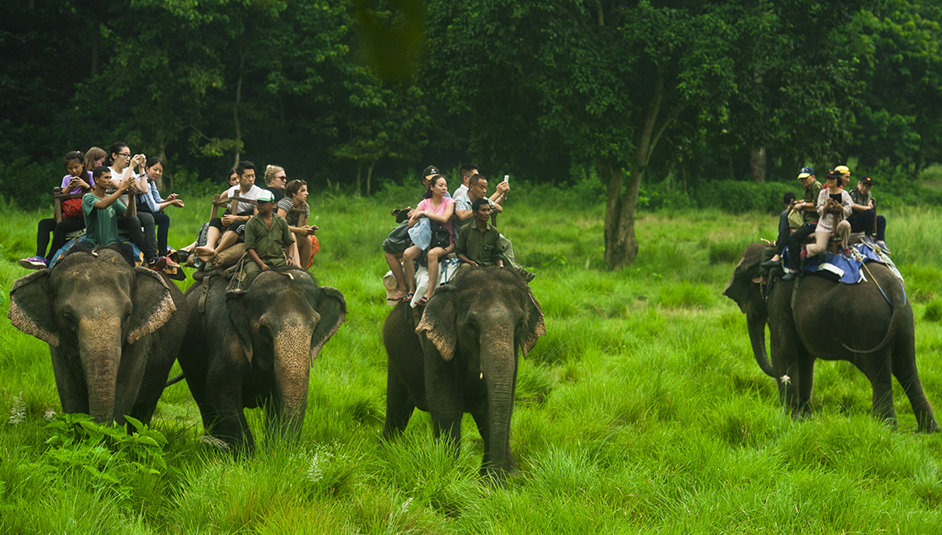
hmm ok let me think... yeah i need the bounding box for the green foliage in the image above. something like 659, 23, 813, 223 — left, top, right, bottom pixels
42, 413, 171, 500
925, 299, 942, 323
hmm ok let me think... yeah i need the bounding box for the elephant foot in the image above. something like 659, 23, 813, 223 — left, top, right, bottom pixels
479, 465, 517, 487
918, 418, 941, 434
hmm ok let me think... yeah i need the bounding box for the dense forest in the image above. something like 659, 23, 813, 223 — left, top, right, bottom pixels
2, 0, 941, 266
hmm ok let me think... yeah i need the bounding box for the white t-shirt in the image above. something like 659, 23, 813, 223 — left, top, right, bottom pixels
108, 166, 135, 206
226, 184, 266, 213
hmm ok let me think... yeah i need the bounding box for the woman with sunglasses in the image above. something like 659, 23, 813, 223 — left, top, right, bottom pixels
264, 164, 287, 203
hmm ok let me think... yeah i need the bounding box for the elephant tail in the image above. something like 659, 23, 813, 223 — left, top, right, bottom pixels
166, 372, 186, 387
836, 289, 900, 355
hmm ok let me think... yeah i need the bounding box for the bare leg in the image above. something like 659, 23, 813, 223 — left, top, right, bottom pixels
213, 230, 239, 256
298, 234, 312, 269
403, 245, 421, 296
423, 244, 454, 300
195, 226, 221, 261
385, 250, 407, 300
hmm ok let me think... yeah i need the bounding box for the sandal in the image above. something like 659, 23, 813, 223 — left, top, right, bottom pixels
402, 292, 414, 303
416, 295, 429, 306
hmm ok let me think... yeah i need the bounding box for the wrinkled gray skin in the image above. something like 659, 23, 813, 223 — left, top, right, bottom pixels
178, 268, 346, 450
724, 242, 939, 432
382, 267, 546, 483
8, 245, 187, 427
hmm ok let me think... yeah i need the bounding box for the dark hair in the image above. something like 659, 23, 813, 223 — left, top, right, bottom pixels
236, 160, 255, 176
782, 192, 796, 204
460, 164, 478, 180
145, 156, 164, 169
468, 173, 486, 189
63, 150, 85, 171
424, 174, 445, 199
472, 197, 490, 213
108, 141, 128, 166
92, 165, 110, 180
285, 179, 307, 198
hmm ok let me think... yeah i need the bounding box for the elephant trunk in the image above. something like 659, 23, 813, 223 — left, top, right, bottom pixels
271, 320, 313, 437
747, 312, 775, 378
481, 335, 519, 482
77, 316, 122, 424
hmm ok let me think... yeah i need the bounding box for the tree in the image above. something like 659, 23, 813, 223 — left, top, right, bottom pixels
429, 0, 743, 269
845, 0, 942, 178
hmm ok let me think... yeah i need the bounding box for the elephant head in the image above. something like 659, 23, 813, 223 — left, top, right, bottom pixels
8, 245, 179, 424
723, 242, 776, 378
415, 267, 545, 480
226, 268, 346, 435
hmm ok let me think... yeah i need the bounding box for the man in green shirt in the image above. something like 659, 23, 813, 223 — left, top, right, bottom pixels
237, 189, 299, 292
83, 165, 167, 270
456, 198, 534, 282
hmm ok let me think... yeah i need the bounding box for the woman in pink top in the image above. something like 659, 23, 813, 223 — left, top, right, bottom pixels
402, 174, 455, 306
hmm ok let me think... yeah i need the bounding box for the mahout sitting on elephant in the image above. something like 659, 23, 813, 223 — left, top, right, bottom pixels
724, 242, 938, 432
177, 267, 346, 450
9, 242, 188, 427
382, 266, 546, 483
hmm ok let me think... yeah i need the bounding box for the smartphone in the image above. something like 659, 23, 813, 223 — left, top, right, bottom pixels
502, 174, 509, 183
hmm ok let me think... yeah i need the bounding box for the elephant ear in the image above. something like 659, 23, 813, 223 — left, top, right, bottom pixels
8, 270, 59, 347
415, 285, 457, 361
522, 286, 546, 358
310, 286, 347, 365
128, 267, 178, 344
722, 243, 766, 314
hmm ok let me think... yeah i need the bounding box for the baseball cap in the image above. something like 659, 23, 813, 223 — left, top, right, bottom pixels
256, 190, 275, 202
860, 176, 873, 185
422, 165, 440, 177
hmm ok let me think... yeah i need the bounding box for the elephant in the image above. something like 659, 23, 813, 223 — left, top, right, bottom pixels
724, 242, 939, 432
177, 267, 346, 450
8, 243, 187, 426
382, 266, 545, 482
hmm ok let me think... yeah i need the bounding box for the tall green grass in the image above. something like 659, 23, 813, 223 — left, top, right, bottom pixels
3, 189, 942, 533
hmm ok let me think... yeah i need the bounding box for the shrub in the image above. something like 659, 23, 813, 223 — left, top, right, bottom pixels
924, 299, 942, 322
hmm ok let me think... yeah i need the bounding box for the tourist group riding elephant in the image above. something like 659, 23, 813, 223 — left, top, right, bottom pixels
177, 268, 346, 450
8, 243, 188, 426
724, 242, 939, 432
382, 267, 546, 482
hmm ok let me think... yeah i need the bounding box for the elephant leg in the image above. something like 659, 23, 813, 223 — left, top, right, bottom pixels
771, 335, 803, 417
891, 336, 939, 432
382, 366, 415, 440
859, 354, 897, 428
796, 355, 815, 418
206, 360, 255, 451
431, 411, 462, 452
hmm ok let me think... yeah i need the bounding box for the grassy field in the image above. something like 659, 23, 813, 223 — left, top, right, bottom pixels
2, 184, 942, 533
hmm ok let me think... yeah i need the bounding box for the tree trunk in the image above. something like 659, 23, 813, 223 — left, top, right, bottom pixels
232, 49, 246, 168
602, 64, 682, 270
355, 160, 363, 197
366, 160, 376, 196
751, 147, 766, 183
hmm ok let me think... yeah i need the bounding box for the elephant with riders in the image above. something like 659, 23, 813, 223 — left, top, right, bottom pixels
724, 242, 938, 432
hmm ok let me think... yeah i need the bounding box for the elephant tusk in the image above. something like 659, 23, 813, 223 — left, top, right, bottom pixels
480, 372, 484, 380
91, 250, 99, 257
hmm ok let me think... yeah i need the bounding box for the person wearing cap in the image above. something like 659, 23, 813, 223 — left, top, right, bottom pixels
237, 189, 298, 292
782, 166, 823, 279
846, 175, 890, 253
835, 165, 851, 189
760, 191, 800, 269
